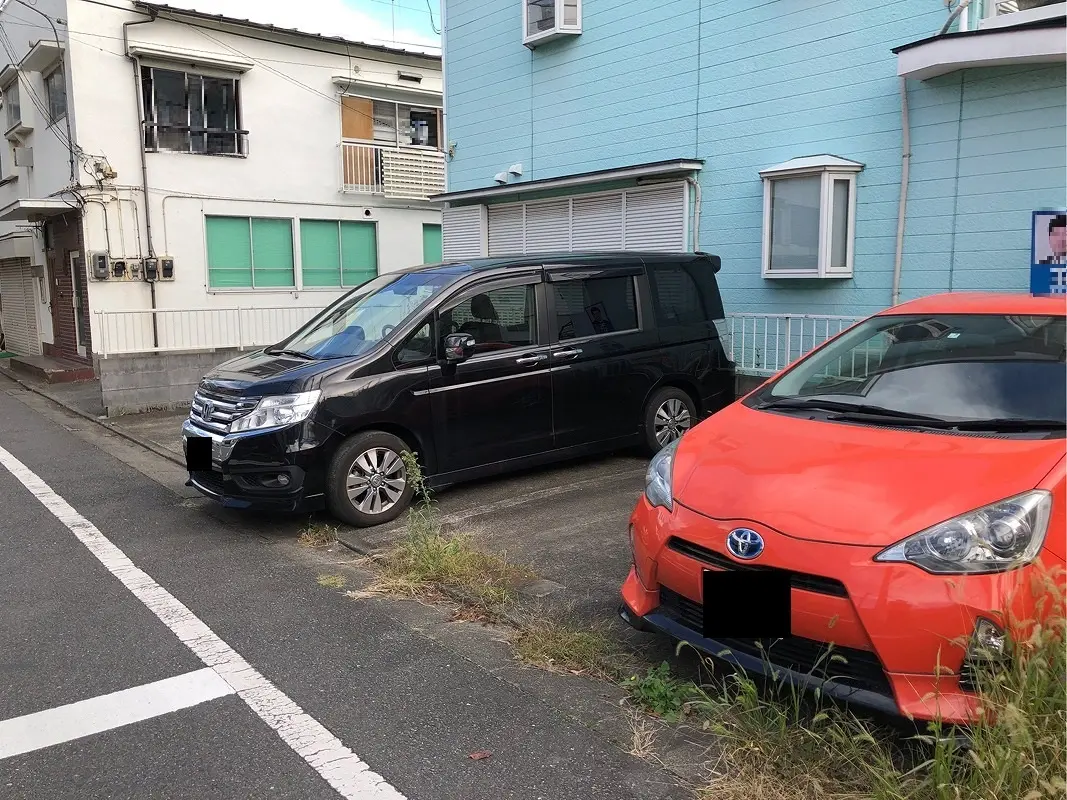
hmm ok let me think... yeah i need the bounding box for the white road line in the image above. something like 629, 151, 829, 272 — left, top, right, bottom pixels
0, 444, 406, 800
0, 668, 234, 759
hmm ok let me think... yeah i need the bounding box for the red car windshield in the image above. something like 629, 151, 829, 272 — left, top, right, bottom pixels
750, 313, 1066, 426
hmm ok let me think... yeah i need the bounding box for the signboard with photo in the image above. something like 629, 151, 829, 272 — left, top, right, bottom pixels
1029, 210, 1067, 296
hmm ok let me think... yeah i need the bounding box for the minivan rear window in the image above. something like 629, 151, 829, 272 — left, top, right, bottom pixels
751, 313, 1066, 427
646, 262, 725, 325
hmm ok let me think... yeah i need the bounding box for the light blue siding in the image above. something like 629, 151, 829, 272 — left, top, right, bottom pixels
443, 0, 1067, 316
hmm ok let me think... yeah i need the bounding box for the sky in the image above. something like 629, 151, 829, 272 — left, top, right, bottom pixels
163, 0, 442, 52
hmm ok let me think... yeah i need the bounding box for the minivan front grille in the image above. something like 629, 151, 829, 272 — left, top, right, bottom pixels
189, 387, 257, 434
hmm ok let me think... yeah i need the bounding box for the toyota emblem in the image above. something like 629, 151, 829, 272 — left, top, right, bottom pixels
726, 528, 765, 560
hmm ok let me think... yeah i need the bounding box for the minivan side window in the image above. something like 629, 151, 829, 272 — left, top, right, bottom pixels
395, 317, 434, 365
439, 284, 537, 356
552, 276, 637, 341
647, 263, 705, 327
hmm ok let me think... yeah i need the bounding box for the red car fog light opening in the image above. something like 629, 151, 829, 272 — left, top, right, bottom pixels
961, 616, 1008, 692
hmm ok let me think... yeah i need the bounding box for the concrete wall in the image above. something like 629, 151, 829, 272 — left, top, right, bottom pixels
443, 0, 1066, 317
97, 348, 240, 415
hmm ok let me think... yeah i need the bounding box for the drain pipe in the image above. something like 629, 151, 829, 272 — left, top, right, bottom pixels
686, 177, 702, 251
940, 0, 975, 35
891, 76, 911, 307
123, 10, 159, 348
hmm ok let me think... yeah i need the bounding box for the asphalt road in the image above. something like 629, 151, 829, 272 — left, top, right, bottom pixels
0, 384, 690, 800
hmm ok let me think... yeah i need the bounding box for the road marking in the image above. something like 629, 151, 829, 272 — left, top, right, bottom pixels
0, 668, 233, 759
0, 443, 406, 800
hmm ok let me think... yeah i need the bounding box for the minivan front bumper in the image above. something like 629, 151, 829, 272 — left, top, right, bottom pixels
181, 419, 328, 512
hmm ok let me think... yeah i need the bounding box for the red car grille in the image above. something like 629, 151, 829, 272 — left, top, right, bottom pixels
667, 537, 849, 598
657, 587, 893, 697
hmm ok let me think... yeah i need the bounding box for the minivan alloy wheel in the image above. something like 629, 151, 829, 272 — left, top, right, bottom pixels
654, 398, 692, 446
347, 447, 407, 515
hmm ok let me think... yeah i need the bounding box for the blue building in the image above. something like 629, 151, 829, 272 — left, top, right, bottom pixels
434, 0, 1066, 370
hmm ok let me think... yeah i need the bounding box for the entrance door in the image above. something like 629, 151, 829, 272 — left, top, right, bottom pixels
68, 251, 88, 357
427, 274, 553, 476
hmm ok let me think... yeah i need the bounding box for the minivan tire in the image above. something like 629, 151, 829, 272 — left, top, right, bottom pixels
326, 430, 415, 527
642, 387, 697, 456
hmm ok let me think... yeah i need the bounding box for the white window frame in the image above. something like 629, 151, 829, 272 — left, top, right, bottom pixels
522, 0, 582, 48
44, 63, 66, 126
3, 78, 21, 132
759, 155, 863, 279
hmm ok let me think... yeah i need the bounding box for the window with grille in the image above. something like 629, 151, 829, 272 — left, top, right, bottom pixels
142, 67, 244, 155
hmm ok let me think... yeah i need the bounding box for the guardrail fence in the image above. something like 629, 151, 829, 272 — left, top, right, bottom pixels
727, 313, 863, 376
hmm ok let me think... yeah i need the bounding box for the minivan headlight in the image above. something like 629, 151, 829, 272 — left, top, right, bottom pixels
645, 439, 680, 511
229, 391, 322, 433
874, 490, 1052, 574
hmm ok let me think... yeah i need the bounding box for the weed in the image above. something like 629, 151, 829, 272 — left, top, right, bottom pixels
514, 619, 618, 678
299, 521, 338, 548
370, 451, 533, 614
625, 709, 659, 759
316, 574, 347, 589
624, 661, 699, 722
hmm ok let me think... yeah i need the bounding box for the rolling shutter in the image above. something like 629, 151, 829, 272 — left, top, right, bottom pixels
624, 184, 687, 251
571, 193, 623, 250
442, 205, 486, 261
0, 258, 41, 355
523, 200, 570, 251
487, 204, 524, 256
483, 181, 688, 255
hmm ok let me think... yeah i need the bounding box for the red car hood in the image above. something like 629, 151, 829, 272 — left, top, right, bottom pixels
673, 403, 1063, 547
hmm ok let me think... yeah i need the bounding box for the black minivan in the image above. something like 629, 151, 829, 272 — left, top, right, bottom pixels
182, 252, 734, 526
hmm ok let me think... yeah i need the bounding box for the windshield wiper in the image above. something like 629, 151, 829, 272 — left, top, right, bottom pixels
264, 348, 315, 360
754, 398, 949, 423
952, 418, 1066, 432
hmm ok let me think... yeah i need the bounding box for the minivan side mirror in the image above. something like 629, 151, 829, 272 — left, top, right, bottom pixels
443, 333, 476, 362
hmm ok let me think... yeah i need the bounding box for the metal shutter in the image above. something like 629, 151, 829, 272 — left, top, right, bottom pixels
442, 205, 486, 261
487, 204, 524, 256
623, 184, 687, 251
571, 193, 623, 250
0, 258, 40, 355
523, 200, 570, 251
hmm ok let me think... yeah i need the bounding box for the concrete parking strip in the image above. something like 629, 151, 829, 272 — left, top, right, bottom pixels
0, 442, 407, 800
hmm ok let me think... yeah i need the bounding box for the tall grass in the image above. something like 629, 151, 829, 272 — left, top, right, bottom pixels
684, 570, 1067, 800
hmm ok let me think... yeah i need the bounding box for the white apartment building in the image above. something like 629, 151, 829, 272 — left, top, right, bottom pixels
0, 0, 444, 376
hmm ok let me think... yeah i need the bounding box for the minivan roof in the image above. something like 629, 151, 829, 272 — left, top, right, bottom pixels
407, 251, 722, 275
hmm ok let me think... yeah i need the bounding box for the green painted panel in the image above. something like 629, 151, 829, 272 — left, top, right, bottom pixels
422, 223, 442, 264
205, 216, 252, 288
300, 220, 341, 287
251, 218, 295, 287
340, 221, 378, 286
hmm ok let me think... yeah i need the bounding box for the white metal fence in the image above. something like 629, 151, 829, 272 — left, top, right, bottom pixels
95, 307, 322, 357
726, 313, 863, 376
95, 307, 865, 372
340, 141, 446, 199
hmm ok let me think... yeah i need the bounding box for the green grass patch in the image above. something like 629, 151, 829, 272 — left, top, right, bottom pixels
514, 619, 618, 678
299, 521, 339, 548
316, 574, 347, 589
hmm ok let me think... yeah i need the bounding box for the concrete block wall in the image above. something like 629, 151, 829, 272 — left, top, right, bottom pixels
97, 349, 240, 416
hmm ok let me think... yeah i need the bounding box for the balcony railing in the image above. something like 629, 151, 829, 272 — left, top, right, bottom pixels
341, 141, 446, 200
960, 0, 1066, 31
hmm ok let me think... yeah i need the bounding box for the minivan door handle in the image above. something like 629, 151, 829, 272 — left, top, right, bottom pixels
515, 353, 548, 366
551, 348, 583, 360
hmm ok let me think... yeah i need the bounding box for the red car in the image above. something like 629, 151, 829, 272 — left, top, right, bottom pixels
620, 292, 1066, 724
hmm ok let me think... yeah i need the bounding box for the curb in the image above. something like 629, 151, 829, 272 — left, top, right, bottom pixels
0, 370, 187, 468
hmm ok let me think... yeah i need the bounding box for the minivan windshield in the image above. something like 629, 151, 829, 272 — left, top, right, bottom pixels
748, 313, 1066, 431
276, 266, 470, 360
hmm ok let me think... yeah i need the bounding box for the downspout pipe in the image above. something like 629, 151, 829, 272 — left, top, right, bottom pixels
123, 10, 159, 347
891, 76, 911, 307
686, 176, 702, 251
940, 0, 975, 35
